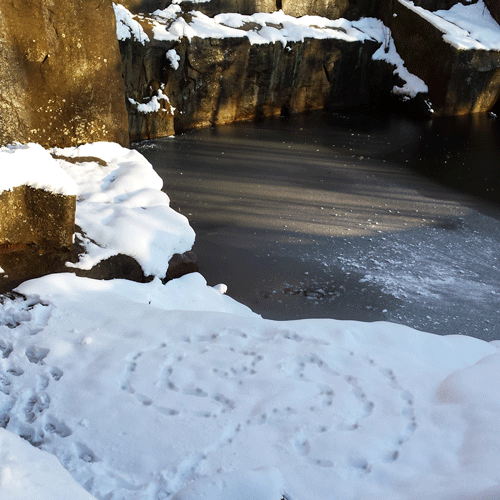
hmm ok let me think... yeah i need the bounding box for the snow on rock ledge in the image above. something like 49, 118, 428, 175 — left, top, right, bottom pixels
117, 6, 421, 139
53, 142, 196, 278
0, 144, 77, 250
0, 428, 98, 500
0, 144, 77, 196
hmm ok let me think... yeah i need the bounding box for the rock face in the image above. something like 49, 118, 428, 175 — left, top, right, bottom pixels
380, 0, 500, 116
485, 0, 500, 26
0, 0, 129, 148
122, 35, 394, 141
0, 230, 199, 294
281, 0, 350, 19
0, 187, 76, 250
404, 0, 474, 10
118, 0, 378, 18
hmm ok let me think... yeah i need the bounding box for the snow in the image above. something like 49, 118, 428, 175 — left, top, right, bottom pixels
0, 143, 77, 196
1, 143, 500, 500
1, 269, 500, 500
166, 49, 181, 70
51, 142, 194, 277
0, 428, 96, 500
2, 3, 500, 498
146, 9, 374, 45
399, 0, 500, 50
171, 468, 285, 500
113, 3, 150, 44
129, 85, 175, 114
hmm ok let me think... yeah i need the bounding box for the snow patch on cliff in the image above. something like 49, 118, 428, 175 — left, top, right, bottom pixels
399, 0, 500, 50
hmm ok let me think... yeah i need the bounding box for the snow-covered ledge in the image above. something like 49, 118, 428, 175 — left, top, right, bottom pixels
0, 144, 77, 250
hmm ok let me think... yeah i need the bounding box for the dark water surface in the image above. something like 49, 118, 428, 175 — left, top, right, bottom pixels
136, 110, 500, 341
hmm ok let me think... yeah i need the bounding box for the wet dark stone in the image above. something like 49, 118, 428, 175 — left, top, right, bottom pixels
0, 226, 198, 295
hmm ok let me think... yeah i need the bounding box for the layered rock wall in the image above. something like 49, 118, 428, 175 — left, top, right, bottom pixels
117, 0, 378, 18
121, 35, 393, 141
0, 0, 129, 148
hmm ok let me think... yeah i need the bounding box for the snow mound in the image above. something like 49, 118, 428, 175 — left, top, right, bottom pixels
52, 142, 195, 277
0, 272, 499, 500
0, 428, 97, 500
0, 143, 77, 196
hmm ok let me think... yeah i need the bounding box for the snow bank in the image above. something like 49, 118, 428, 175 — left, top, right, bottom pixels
399, 0, 500, 50
0, 143, 77, 196
0, 270, 499, 500
0, 428, 97, 500
52, 142, 195, 277
171, 468, 285, 500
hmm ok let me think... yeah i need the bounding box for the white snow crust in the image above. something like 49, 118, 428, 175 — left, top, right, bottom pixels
113, 3, 150, 44
3, 2, 500, 494
128, 85, 175, 115
51, 142, 195, 277
399, 0, 500, 50
352, 18, 429, 98
1, 269, 500, 500
0, 143, 77, 196
0, 428, 97, 500
1, 142, 500, 500
166, 48, 181, 70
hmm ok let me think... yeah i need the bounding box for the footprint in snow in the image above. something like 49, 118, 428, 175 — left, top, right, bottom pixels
25, 345, 50, 365
44, 414, 72, 437
49, 367, 63, 381
0, 339, 13, 358
6, 364, 24, 377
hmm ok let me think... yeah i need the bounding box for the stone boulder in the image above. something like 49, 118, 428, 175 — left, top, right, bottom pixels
0, 0, 129, 148
0, 144, 77, 251
380, 0, 500, 115
0, 187, 76, 250
0, 229, 199, 295
117, 0, 169, 14
280, 0, 349, 19
176, 0, 276, 16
